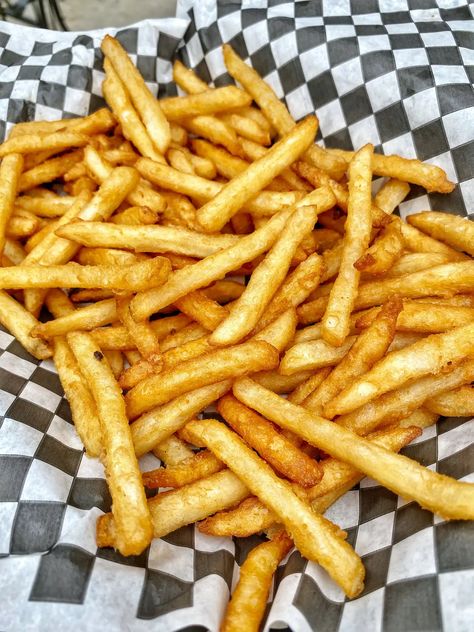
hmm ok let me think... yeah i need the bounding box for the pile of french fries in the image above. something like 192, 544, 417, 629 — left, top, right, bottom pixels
0, 33, 473, 630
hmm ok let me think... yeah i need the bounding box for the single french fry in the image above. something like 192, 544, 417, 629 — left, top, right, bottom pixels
18, 150, 83, 192
68, 331, 152, 555
371, 252, 452, 280
56, 221, 240, 258
218, 395, 322, 487
280, 336, 356, 375
76, 247, 146, 267
196, 117, 317, 232
103, 349, 124, 379
126, 339, 279, 419
407, 211, 474, 257
33, 298, 117, 339
0, 131, 89, 157
116, 295, 161, 364
130, 206, 294, 320
11, 108, 115, 138
181, 115, 243, 157
252, 369, 315, 394
143, 449, 224, 489
102, 35, 170, 154
325, 322, 474, 417
160, 86, 251, 120
321, 144, 374, 346
355, 221, 404, 275
6, 214, 39, 238
4, 239, 26, 265
111, 205, 159, 225
374, 179, 411, 214
336, 359, 474, 435
90, 313, 189, 350
152, 434, 194, 465
425, 386, 474, 418
0, 154, 24, 252
191, 138, 249, 180
304, 298, 402, 415
167, 146, 195, 175
221, 532, 293, 632
175, 290, 228, 331
233, 377, 474, 520
298, 261, 474, 324
131, 380, 232, 457
160, 191, 199, 231
220, 112, 271, 145
0, 290, 51, 359
211, 203, 324, 345
160, 322, 209, 352
186, 418, 364, 599
399, 221, 468, 262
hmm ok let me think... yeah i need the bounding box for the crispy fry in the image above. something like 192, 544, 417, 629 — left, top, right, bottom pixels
373, 179, 411, 214
143, 449, 224, 489
325, 322, 474, 417
0, 290, 51, 359
280, 336, 356, 375
221, 532, 293, 632
0, 154, 23, 252
175, 290, 228, 330
160, 86, 251, 119
233, 377, 474, 520
0, 131, 89, 157
220, 112, 271, 145
321, 144, 373, 346
116, 295, 161, 363
252, 369, 315, 394
111, 205, 159, 225
152, 434, 194, 465
407, 211, 474, 257
76, 247, 146, 267
181, 115, 242, 157
399, 220, 468, 261
16, 194, 76, 218
34, 298, 117, 339
6, 212, 38, 238
103, 349, 124, 379
373, 252, 452, 279
355, 221, 404, 275
425, 386, 474, 418
102, 35, 170, 154
186, 418, 364, 598
18, 150, 83, 192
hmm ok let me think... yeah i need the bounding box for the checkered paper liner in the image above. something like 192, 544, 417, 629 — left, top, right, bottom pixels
0, 0, 473, 630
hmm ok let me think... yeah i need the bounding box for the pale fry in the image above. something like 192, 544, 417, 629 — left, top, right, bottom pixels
68, 331, 152, 555
102, 35, 170, 154
233, 377, 474, 520
325, 322, 474, 417
321, 144, 373, 346
407, 211, 474, 257
0, 154, 23, 252
425, 386, 474, 418
186, 418, 365, 599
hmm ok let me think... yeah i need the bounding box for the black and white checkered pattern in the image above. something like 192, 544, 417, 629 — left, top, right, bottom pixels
0, 1, 473, 630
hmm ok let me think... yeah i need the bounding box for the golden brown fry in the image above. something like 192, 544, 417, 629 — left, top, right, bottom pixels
196, 117, 317, 232
102, 35, 170, 154
181, 115, 242, 157
252, 369, 316, 394
400, 220, 468, 261
76, 247, 146, 267
425, 386, 474, 417
325, 322, 474, 417
160, 322, 209, 352
160, 86, 251, 119
103, 349, 124, 379
233, 377, 474, 520
321, 144, 374, 346
407, 211, 474, 257
221, 532, 293, 632
18, 150, 83, 192
0, 131, 89, 157
143, 449, 224, 489
355, 221, 404, 275
152, 434, 194, 465
6, 213, 39, 239
373, 179, 411, 214
126, 339, 279, 419
167, 146, 195, 174
174, 290, 228, 330
111, 205, 159, 225
287, 368, 332, 405
220, 112, 271, 145
131, 380, 232, 457
68, 331, 152, 555
186, 418, 364, 599
373, 252, 452, 279
280, 336, 356, 375
0, 154, 23, 252
218, 395, 322, 487
116, 295, 161, 363
33, 298, 117, 339
191, 138, 249, 179
16, 194, 75, 218
0, 290, 51, 359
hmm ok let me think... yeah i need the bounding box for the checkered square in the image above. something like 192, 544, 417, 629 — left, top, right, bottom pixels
0, 1, 473, 630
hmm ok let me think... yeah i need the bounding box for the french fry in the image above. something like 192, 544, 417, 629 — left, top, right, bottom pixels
6, 212, 38, 239
407, 211, 474, 257
233, 377, 474, 520
126, 339, 279, 419
253, 369, 315, 394
221, 532, 293, 632
130, 380, 232, 457
373, 178, 411, 214
280, 336, 356, 375
325, 322, 474, 417
18, 150, 83, 192
103, 349, 124, 379
191, 138, 249, 179
167, 146, 195, 174
152, 434, 194, 465
68, 331, 152, 555
110, 205, 159, 225
196, 117, 317, 232
181, 115, 242, 157
218, 395, 322, 486
0, 290, 51, 359
210, 203, 323, 345
186, 418, 365, 599
373, 252, 452, 279
160, 322, 209, 352
102, 35, 170, 154
160, 86, 252, 119
304, 298, 402, 415
355, 221, 404, 275
174, 291, 228, 330
143, 449, 224, 489
76, 247, 146, 267
298, 261, 474, 325
425, 386, 474, 418
4, 239, 26, 265
321, 144, 373, 346
11, 108, 115, 138
0, 131, 89, 157
130, 206, 294, 320
56, 221, 240, 258
220, 112, 271, 145
336, 359, 474, 435
116, 295, 161, 364
0, 256, 170, 291
33, 298, 117, 339
399, 220, 468, 261
287, 368, 332, 405
0, 154, 24, 252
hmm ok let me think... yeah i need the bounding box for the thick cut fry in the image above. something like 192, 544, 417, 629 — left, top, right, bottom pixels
305, 298, 402, 415
186, 418, 365, 599
325, 322, 474, 417
280, 336, 356, 375
56, 221, 240, 258
103, 349, 124, 379
6, 214, 39, 238
196, 117, 317, 232
218, 395, 322, 486
97, 469, 250, 547
0, 290, 51, 359
33, 298, 117, 339
0, 154, 23, 252
211, 203, 324, 345
355, 221, 404, 275
68, 332, 152, 555
356, 301, 474, 334
249, 370, 315, 394
327, 148, 455, 193
126, 340, 279, 419
102, 35, 170, 154
18, 150, 83, 192
233, 377, 474, 520
407, 211, 474, 257
336, 360, 474, 435
321, 144, 373, 346
0, 131, 89, 157
425, 386, 474, 418
0, 256, 170, 291
374, 179, 411, 214
221, 532, 293, 632
130, 207, 294, 320
143, 449, 224, 489
130, 380, 232, 457
160, 86, 251, 119
298, 261, 474, 324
